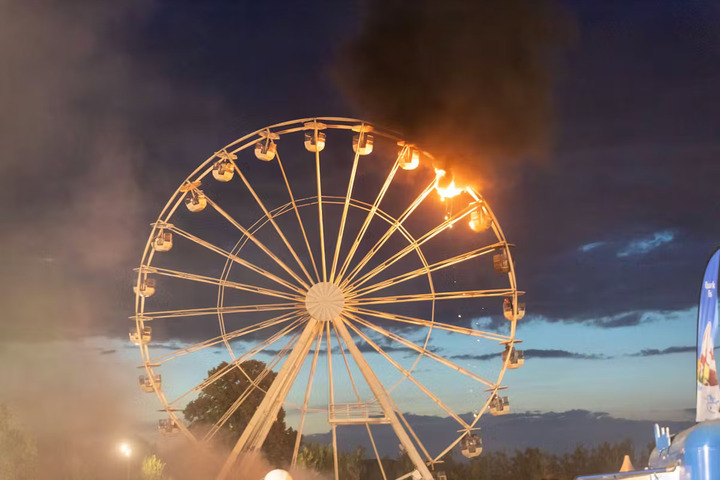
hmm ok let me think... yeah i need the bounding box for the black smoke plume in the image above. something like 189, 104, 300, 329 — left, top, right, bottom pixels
335, 0, 573, 182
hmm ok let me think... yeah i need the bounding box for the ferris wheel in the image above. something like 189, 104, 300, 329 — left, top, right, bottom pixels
132, 117, 525, 480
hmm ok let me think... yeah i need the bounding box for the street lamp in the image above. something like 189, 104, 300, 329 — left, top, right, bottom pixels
119, 443, 132, 480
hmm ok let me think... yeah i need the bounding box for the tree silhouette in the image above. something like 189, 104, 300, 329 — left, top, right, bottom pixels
183, 360, 296, 466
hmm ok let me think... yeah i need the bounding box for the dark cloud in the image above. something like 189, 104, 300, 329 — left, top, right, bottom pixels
495, 0, 720, 323
259, 338, 441, 358
451, 352, 499, 362
628, 346, 695, 357
525, 349, 606, 360
452, 349, 606, 361
585, 311, 646, 329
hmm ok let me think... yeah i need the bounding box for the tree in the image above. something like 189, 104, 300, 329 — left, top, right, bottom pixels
183, 360, 296, 466
297, 443, 365, 480
142, 454, 170, 480
0, 405, 38, 480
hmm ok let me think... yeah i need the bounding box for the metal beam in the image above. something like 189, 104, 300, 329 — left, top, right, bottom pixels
332, 318, 434, 480
216, 319, 320, 480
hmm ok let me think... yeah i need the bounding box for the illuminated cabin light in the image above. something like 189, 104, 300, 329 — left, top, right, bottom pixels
152, 231, 173, 252
503, 298, 526, 321
489, 394, 510, 416
254, 139, 277, 161
469, 204, 492, 232
134, 278, 156, 297
158, 419, 180, 435
255, 130, 279, 161
461, 434, 483, 458
353, 133, 374, 155
400, 148, 420, 170
397, 142, 420, 170
179, 181, 207, 212
304, 121, 327, 152
212, 160, 235, 182
129, 326, 152, 345
502, 345, 525, 369
139, 374, 161, 393
184, 192, 207, 212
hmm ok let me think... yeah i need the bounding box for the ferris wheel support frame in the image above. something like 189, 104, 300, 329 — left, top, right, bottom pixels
216, 316, 435, 480
133, 118, 523, 480
217, 318, 324, 480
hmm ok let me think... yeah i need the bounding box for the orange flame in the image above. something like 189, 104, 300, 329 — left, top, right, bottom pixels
434, 168, 463, 200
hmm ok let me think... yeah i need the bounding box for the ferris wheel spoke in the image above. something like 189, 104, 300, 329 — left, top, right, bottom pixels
314, 134, 328, 282
333, 318, 439, 468
227, 158, 316, 286
348, 242, 505, 299
291, 326, 325, 467
325, 320, 340, 480
167, 225, 304, 295
204, 195, 311, 290
149, 311, 302, 365
340, 176, 437, 289
204, 329, 303, 442
346, 289, 518, 307
366, 424, 388, 480
329, 128, 365, 284
345, 313, 496, 388
138, 302, 303, 321
345, 307, 511, 343
395, 407, 434, 464
138, 266, 303, 302
334, 149, 404, 284
342, 318, 471, 429
345, 203, 477, 292
276, 153, 321, 283
169, 317, 306, 407
331, 321, 364, 400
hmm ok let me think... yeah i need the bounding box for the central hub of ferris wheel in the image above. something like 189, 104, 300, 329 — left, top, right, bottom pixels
305, 282, 345, 322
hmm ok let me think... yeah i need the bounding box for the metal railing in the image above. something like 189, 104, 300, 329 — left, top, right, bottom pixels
329, 402, 389, 425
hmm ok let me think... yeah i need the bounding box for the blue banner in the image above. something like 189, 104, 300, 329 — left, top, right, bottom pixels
697, 249, 720, 422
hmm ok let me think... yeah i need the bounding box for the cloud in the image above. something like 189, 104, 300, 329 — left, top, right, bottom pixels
469, 316, 508, 333
526, 349, 606, 359
617, 231, 675, 258
451, 349, 606, 361
628, 345, 695, 357
579, 241, 605, 253
259, 339, 441, 358
585, 311, 646, 329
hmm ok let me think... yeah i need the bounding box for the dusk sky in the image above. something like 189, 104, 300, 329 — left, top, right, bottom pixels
0, 0, 718, 470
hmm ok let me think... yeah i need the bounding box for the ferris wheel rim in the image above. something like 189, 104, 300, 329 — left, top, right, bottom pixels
132, 117, 522, 477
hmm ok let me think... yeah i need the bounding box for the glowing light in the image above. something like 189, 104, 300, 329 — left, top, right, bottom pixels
468, 206, 491, 232
120, 443, 131, 457
400, 150, 420, 170
434, 168, 463, 200
265, 470, 293, 480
